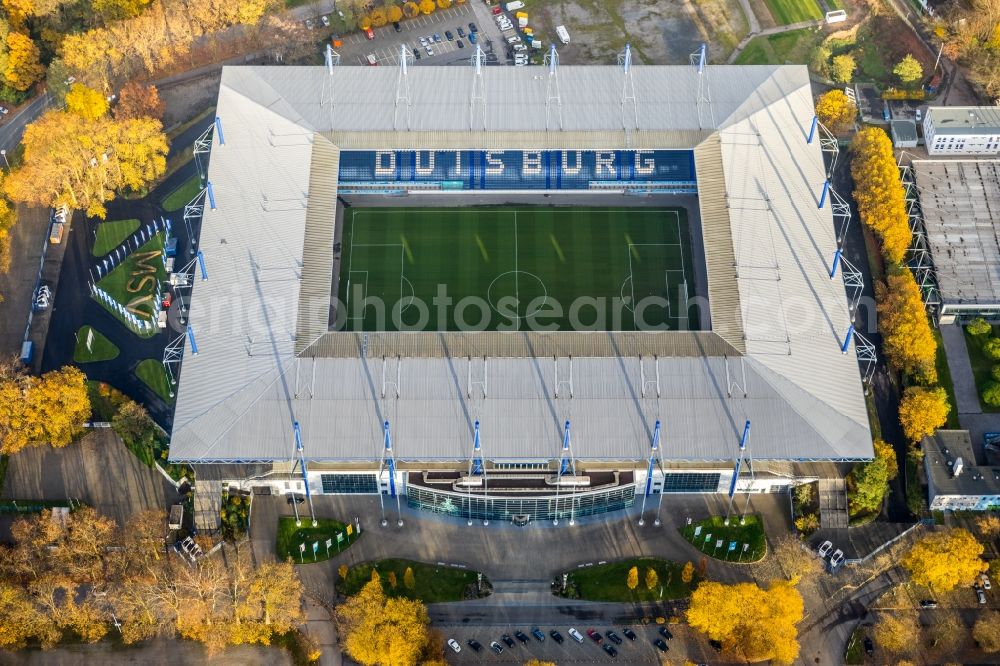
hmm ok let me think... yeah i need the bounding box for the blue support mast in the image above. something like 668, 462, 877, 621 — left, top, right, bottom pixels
379, 420, 403, 527
293, 421, 317, 527
725, 420, 751, 524
638, 420, 663, 527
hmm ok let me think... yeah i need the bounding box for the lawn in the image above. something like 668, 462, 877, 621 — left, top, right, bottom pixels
932, 329, 961, 428
339, 207, 696, 331
92, 219, 140, 257
134, 359, 174, 403
95, 232, 165, 337
679, 514, 767, 562
762, 0, 823, 24
339, 558, 490, 603
276, 516, 361, 564
963, 328, 1000, 413
557, 557, 699, 602
844, 625, 865, 664
73, 326, 119, 363
734, 28, 821, 65
160, 174, 203, 212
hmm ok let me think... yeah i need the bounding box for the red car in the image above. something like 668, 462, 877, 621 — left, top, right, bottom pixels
492, 5, 502, 14
364, 27, 374, 39
586, 629, 603, 644
162, 292, 173, 308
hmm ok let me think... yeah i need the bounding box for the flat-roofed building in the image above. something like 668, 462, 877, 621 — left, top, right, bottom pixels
923, 106, 1000, 155
923, 430, 1000, 511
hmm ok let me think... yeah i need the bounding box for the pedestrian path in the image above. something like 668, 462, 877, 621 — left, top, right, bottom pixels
940, 323, 982, 414
726, 19, 824, 64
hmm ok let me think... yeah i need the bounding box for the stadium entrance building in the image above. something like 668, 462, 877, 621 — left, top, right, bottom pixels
168, 57, 873, 527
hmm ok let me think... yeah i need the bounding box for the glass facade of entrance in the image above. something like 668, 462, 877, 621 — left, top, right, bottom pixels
406, 484, 636, 522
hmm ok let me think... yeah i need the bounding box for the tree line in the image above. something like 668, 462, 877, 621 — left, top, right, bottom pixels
0, 507, 309, 654
848, 126, 950, 473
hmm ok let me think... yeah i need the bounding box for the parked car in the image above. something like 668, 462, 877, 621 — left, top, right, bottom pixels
982, 573, 992, 590
863, 637, 874, 657
320, 15, 330, 27
457, 39, 464, 48
606, 630, 622, 644
587, 629, 603, 644
425, 45, 434, 56
447, 639, 461, 653
622, 627, 637, 641
919, 599, 938, 608
830, 550, 845, 568
286, 494, 304, 504
501, 633, 515, 648
490, 641, 503, 654
457, 26, 466, 37
709, 639, 723, 652
514, 630, 529, 644
467, 639, 482, 652
602, 643, 618, 657
568, 627, 584, 642
469, 21, 478, 31
817, 540, 833, 558
304, 18, 314, 29
419, 36, 428, 46
469, 31, 477, 43
550, 630, 564, 644
659, 626, 673, 640
414, 49, 421, 60
654, 638, 668, 652
433, 32, 441, 42
531, 627, 545, 642
491, 5, 501, 14
364, 27, 374, 39
976, 586, 987, 604
393, 21, 401, 32
445, 30, 454, 40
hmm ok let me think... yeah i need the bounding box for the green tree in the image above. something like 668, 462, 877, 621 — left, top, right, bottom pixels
626, 566, 639, 590
894, 54, 924, 85
984, 337, 1000, 360
831, 54, 857, 83
846, 439, 896, 516
968, 317, 992, 336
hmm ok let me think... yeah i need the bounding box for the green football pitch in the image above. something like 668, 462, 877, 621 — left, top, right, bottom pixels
336, 207, 696, 332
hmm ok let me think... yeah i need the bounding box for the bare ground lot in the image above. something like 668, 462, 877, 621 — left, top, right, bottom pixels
519, 0, 748, 64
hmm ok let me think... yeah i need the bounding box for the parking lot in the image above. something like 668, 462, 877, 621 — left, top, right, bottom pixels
440, 622, 717, 663
334, 3, 500, 67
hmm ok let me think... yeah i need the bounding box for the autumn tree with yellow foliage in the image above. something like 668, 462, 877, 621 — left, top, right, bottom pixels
873, 612, 919, 655
898, 385, 950, 443
626, 565, 639, 590
65, 83, 109, 120
687, 580, 803, 664
4, 109, 167, 218
850, 127, 911, 264
335, 579, 430, 666
815, 90, 856, 134
876, 269, 938, 383
4, 31, 44, 91
0, 360, 90, 454
902, 528, 987, 591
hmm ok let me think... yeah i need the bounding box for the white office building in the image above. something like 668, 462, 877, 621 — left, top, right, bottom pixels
924, 106, 1000, 155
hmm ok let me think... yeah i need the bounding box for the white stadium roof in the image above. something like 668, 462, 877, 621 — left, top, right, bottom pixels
168, 64, 872, 464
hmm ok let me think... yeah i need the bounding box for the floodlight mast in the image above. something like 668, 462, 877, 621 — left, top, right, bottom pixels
470, 45, 486, 130
638, 419, 663, 526
618, 43, 638, 131
379, 420, 403, 527
545, 44, 563, 130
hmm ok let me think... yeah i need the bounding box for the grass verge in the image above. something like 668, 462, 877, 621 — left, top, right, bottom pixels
160, 174, 203, 212
963, 328, 1000, 412
339, 558, 490, 603
734, 28, 821, 65
276, 516, 361, 564
679, 514, 767, 562
92, 219, 140, 257
73, 326, 119, 363
762, 0, 822, 23
557, 557, 699, 602
932, 329, 960, 428
844, 624, 865, 664
135, 359, 174, 403
95, 233, 165, 337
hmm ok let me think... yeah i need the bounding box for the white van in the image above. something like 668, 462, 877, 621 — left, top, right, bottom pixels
568, 627, 584, 642
505, 0, 524, 10
556, 25, 570, 44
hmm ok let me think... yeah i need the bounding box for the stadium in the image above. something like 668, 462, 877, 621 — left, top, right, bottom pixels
168, 54, 873, 527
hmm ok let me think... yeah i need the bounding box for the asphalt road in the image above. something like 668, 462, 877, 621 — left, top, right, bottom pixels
0, 89, 53, 155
